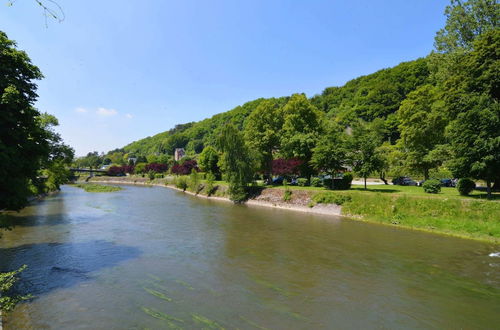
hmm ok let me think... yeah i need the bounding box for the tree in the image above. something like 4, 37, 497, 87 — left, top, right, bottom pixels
280, 94, 325, 178
310, 123, 347, 189
347, 121, 385, 190
217, 124, 254, 202
198, 146, 220, 177
244, 99, 283, 180
434, 0, 499, 53
447, 95, 499, 197
0, 31, 48, 210
271, 158, 303, 177
397, 85, 448, 179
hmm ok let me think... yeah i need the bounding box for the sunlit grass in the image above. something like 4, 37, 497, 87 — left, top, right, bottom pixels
73, 183, 122, 193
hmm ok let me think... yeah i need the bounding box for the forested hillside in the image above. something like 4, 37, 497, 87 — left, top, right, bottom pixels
76, 0, 499, 198
123, 57, 429, 156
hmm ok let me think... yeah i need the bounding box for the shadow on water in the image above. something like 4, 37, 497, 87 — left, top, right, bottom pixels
0, 240, 141, 298
0, 212, 105, 229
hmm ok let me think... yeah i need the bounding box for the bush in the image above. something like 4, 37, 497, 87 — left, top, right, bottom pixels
457, 178, 476, 196
422, 179, 441, 194
189, 169, 203, 194
297, 178, 308, 186
154, 173, 164, 179
148, 171, 155, 180
323, 178, 332, 188
205, 172, 216, 196
311, 177, 322, 187
312, 192, 352, 205
283, 189, 292, 202
175, 176, 188, 191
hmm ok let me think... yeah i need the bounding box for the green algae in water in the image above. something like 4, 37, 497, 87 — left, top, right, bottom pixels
191, 314, 224, 329
239, 315, 268, 330
141, 307, 183, 329
250, 276, 296, 297
143, 287, 172, 302
147, 274, 162, 282
175, 279, 194, 290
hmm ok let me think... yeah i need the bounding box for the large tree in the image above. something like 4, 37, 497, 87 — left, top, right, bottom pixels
397, 85, 448, 179
280, 94, 324, 178
311, 123, 347, 188
0, 31, 48, 210
347, 121, 385, 189
217, 124, 255, 202
244, 99, 283, 181
198, 146, 220, 178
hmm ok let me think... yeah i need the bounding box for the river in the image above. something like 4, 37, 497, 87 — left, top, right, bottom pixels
1, 185, 499, 329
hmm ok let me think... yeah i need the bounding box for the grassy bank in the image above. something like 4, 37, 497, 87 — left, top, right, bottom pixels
89, 176, 500, 243
311, 191, 500, 242
73, 183, 122, 193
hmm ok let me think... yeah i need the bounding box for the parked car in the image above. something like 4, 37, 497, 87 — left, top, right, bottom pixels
272, 177, 284, 185
392, 177, 417, 186
440, 178, 457, 187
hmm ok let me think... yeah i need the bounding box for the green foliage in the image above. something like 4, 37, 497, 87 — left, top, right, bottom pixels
134, 162, 147, 174
311, 123, 346, 184
312, 192, 352, 205
217, 124, 254, 202
198, 146, 220, 177
74, 183, 122, 192
422, 179, 442, 194
0, 31, 74, 210
434, 0, 499, 53
205, 172, 216, 196
189, 169, 203, 194
283, 189, 292, 202
0, 265, 30, 313
297, 178, 308, 186
244, 98, 285, 174
347, 120, 385, 187
398, 85, 448, 179
311, 177, 322, 187
148, 171, 155, 180
280, 94, 325, 176
175, 176, 188, 191
457, 178, 476, 195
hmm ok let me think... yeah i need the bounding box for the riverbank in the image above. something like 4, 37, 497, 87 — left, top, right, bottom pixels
86, 176, 500, 243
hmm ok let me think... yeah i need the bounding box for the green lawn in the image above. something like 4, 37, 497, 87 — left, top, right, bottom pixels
278, 183, 499, 201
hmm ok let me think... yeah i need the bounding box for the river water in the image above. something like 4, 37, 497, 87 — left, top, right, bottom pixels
1, 185, 499, 329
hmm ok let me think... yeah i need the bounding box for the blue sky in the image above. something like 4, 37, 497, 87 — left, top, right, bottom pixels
1, 0, 449, 156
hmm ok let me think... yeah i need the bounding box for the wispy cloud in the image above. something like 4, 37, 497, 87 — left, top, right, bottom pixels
96, 107, 118, 116
75, 107, 87, 113
125, 113, 133, 119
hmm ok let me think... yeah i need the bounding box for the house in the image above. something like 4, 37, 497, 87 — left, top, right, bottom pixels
174, 148, 185, 161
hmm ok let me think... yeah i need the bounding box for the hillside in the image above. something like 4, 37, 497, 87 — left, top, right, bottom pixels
122, 57, 429, 157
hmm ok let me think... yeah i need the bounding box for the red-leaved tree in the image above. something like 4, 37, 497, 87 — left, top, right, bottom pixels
271, 158, 303, 176
171, 160, 198, 175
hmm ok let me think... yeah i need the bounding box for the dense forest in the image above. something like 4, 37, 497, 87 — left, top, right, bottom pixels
75, 0, 499, 199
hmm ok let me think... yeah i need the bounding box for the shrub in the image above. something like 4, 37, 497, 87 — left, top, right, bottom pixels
323, 178, 332, 188
134, 163, 147, 174
171, 160, 198, 175
154, 173, 164, 179
457, 178, 476, 196
283, 189, 292, 202
422, 179, 441, 194
175, 177, 188, 191
312, 192, 352, 205
311, 177, 322, 187
145, 163, 168, 173
148, 171, 155, 180
297, 178, 308, 186
189, 169, 203, 194
205, 172, 216, 196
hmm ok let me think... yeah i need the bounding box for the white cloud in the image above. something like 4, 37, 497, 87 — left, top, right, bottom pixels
75, 107, 87, 113
125, 113, 133, 119
96, 107, 118, 116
